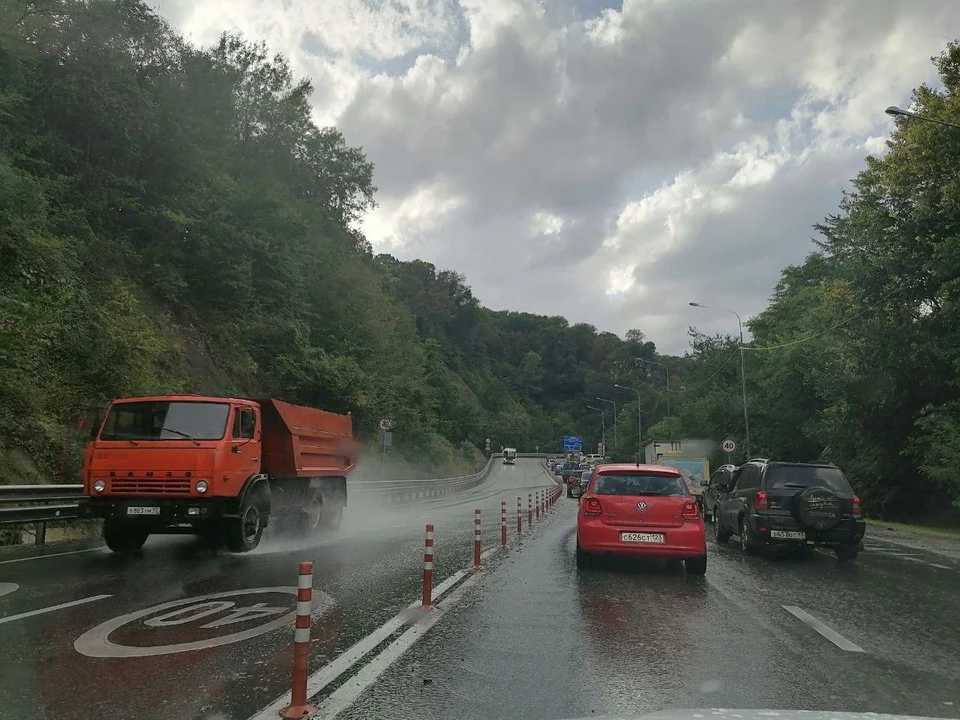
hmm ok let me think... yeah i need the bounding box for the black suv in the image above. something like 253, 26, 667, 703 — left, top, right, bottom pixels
713, 459, 865, 561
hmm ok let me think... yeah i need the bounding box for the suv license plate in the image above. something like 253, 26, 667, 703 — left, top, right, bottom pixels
621, 532, 665, 543
770, 530, 805, 540
127, 506, 160, 516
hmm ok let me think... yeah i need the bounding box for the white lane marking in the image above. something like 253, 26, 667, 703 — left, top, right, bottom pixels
247, 569, 471, 720
316, 570, 482, 719
901, 556, 923, 563
0, 594, 111, 626
928, 563, 952, 570
782, 605, 865, 652
0, 583, 18, 599
0, 548, 101, 565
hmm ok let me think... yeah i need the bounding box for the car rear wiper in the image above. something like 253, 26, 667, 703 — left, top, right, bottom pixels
781, 483, 808, 489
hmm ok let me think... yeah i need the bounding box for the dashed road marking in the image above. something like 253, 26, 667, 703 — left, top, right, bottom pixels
0, 594, 111, 626
928, 563, 952, 570
0, 583, 18, 599
782, 605, 865, 652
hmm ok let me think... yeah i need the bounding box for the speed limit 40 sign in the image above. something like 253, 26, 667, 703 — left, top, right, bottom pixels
720, 438, 738, 454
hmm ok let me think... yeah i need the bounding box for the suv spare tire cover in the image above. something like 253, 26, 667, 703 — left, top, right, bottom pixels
794, 486, 842, 531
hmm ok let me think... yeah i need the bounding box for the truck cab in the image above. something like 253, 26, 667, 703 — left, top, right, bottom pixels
503, 447, 518, 464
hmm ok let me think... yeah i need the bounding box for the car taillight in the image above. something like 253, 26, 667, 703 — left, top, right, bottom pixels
681, 500, 699, 519
583, 497, 602, 516
853, 495, 861, 518
753, 491, 768, 511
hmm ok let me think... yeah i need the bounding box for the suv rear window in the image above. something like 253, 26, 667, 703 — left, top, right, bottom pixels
765, 465, 851, 492
593, 473, 688, 497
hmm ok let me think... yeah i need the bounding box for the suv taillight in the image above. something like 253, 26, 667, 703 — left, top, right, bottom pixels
753, 491, 768, 511
853, 495, 861, 518
583, 497, 602, 516
681, 500, 699, 519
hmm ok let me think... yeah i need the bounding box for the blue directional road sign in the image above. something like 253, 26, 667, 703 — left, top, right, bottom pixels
563, 435, 583, 452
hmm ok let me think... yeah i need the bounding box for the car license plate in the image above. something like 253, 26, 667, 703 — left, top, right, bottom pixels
770, 530, 805, 540
127, 506, 160, 516
621, 532, 665, 544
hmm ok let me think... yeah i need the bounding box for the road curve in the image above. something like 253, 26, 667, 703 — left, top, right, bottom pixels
0, 458, 556, 720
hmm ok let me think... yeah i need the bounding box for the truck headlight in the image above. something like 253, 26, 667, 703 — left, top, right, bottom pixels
196, 480, 209, 494
93, 480, 106, 493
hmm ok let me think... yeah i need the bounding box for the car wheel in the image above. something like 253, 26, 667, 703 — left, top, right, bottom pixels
739, 517, 756, 555
575, 541, 591, 568
103, 519, 149, 554
685, 555, 707, 576
715, 515, 732, 543
835, 542, 859, 562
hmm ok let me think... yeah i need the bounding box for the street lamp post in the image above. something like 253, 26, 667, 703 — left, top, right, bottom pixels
613, 384, 643, 463
586, 405, 605, 454
634, 358, 671, 416
885, 106, 960, 131
689, 301, 751, 458
596, 397, 617, 449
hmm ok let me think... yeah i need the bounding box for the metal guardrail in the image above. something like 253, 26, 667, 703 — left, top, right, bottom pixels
0, 454, 554, 540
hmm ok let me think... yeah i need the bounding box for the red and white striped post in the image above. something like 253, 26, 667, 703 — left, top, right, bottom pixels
500, 500, 507, 548
527, 494, 533, 526
516, 496, 522, 535
281, 561, 317, 719
541, 490, 545, 514
536, 490, 541, 520
473, 509, 482, 569
421, 524, 435, 610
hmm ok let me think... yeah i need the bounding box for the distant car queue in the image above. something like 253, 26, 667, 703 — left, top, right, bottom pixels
548, 452, 865, 574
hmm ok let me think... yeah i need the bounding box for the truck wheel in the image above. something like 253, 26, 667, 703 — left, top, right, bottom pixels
225, 490, 267, 552
321, 502, 343, 531
103, 519, 149, 554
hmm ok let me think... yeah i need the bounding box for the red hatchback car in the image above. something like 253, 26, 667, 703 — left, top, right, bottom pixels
576, 463, 707, 575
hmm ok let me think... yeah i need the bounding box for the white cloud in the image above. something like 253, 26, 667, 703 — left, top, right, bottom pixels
153, 0, 960, 354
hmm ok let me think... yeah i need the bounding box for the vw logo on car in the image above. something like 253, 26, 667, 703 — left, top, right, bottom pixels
636, 502, 647, 511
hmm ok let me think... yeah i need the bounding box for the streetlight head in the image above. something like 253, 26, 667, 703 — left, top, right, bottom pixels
688, 302, 700, 307
885, 105, 906, 117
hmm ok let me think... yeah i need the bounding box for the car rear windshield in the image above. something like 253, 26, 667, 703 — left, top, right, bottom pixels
593, 473, 688, 497
100, 401, 230, 441
765, 465, 851, 492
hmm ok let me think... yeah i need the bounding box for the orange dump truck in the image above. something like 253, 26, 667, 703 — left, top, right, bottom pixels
79, 395, 356, 553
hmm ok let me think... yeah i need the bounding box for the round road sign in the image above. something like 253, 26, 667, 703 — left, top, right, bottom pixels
379, 418, 395, 431
720, 438, 738, 454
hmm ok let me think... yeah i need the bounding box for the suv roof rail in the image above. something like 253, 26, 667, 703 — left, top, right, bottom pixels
746, 457, 770, 464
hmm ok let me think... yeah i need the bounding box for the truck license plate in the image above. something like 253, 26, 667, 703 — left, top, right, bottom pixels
127, 506, 160, 516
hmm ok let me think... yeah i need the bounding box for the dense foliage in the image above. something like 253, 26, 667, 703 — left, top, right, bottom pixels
2, 0, 960, 523
0, 0, 660, 482
645, 43, 960, 523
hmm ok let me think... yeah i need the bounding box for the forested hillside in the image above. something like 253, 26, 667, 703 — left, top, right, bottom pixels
2, 0, 960, 523
0, 0, 660, 481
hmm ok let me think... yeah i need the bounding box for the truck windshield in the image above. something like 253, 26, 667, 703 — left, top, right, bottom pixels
99, 401, 230, 441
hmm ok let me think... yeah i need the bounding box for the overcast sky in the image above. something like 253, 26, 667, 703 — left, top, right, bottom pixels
152, 0, 958, 354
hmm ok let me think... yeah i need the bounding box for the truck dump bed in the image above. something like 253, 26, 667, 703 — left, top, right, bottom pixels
258, 399, 356, 478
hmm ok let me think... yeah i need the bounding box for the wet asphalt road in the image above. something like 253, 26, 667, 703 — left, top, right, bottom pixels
0, 459, 555, 720
339, 497, 960, 720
